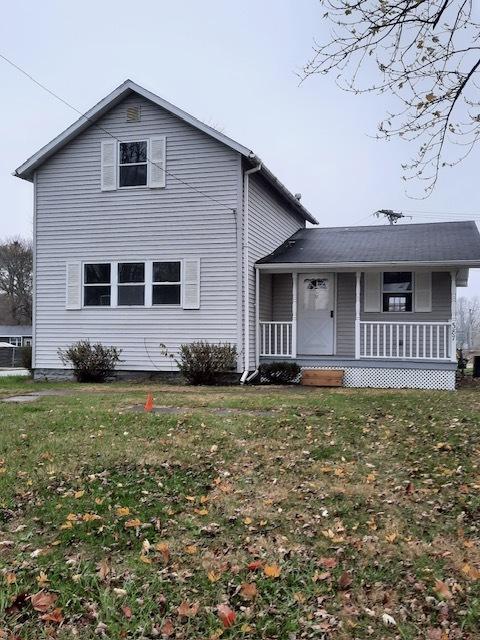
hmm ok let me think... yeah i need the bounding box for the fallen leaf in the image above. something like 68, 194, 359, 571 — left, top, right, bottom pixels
115, 507, 130, 517
217, 603, 236, 628
240, 583, 257, 600
74, 490, 85, 499
113, 588, 127, 597
185, 545, 198, 555
5, 572, 17, 585
122, 605, 132, 619
40, 607, 64, 624
160, 619, 175, 637
264, 564, 281, 578
382, 612, 396, 627
434, 579, 452, 600
461, 563, 480, 580
243, 517, 253, 525
208, 571, 221, 583
155, 542, 170, 563
319, 557, 337, 569
97, 558, 111, 582
31, 591, 57, 612
177, 601, 199, 618
125, 518, 142, 528
247, 560, 263, 571
338, 571, 353, 590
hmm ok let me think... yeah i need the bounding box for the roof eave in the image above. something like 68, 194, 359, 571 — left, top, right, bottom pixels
256, 260, 480, 270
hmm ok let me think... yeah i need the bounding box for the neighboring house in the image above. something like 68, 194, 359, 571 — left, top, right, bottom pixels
0, 325, 32, 347
13, 80, 480, 390
0, 325, 32, 368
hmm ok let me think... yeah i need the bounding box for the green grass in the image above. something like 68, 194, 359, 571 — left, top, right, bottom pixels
0, 378, 479, 638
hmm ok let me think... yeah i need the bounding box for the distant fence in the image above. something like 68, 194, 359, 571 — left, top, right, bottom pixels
0, 347, 23, 368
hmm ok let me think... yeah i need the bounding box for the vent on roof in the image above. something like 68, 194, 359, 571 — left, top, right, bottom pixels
126, 105, 141, 122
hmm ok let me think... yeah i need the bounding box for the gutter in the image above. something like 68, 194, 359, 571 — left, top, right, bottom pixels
241, 162, 262, 382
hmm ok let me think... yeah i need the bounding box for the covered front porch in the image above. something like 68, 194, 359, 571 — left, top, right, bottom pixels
255, 268, 457, 365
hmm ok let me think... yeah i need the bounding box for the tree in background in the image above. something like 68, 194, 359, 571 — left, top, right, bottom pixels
0, 237, 33, 324
456, 296, 480, 350
302, 1, 480, 195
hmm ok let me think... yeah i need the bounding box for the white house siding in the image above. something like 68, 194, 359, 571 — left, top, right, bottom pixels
34, 94, 242, 371
247, 173, 305, 368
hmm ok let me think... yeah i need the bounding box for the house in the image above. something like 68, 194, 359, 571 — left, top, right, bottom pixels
14, 80, 480, 390
0, 325, 32, 368
0, 325, 32, 347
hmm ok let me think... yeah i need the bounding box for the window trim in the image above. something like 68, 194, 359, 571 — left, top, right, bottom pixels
118, 139, 149, 189
82, 260, 183, 309
381, 271, 414, 314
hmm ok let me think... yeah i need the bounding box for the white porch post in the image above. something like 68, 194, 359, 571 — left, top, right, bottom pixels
255, 267, 260, 366
450, 270, 457, 362
292, 272, 297, 358
355, 271, 361, 359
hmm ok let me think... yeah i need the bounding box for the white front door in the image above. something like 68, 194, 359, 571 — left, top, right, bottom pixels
297, 273, 335, 355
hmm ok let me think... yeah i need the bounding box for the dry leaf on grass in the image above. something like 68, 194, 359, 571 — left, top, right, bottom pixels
31, 591, 57, 613
40, 607, 64, 624
264, 564, 281, 578
434, 579, 452, 600
240, 582, 257, 600
217, 603, 236, 628
177, 601, 199, 618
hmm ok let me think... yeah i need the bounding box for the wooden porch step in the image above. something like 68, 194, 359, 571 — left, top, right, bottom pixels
301, 369, 344, 387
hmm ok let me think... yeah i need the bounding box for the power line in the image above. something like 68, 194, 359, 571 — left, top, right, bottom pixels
0, 51, 236, 214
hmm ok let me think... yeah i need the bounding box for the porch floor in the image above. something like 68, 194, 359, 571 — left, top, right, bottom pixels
259, 355, 456, 370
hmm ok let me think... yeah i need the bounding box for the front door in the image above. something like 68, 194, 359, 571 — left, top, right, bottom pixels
297, 273, 335, 355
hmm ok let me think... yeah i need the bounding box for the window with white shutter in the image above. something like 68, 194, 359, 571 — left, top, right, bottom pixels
364, 272, 381, 312
182, 259, 200, 309
414, 272, 432, 312
101, 140, 117, 191
66, 262, 82, 309
149, 136, 166, 188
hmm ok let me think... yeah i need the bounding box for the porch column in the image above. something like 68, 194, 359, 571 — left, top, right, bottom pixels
450, 270, 457, 362
292, 272, 297, 358
355, 271, 361, 359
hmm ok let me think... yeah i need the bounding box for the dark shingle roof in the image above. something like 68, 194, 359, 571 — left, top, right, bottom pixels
257, 221, 480, 265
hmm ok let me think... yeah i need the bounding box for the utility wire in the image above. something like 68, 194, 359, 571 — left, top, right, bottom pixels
0, 51, 236, 214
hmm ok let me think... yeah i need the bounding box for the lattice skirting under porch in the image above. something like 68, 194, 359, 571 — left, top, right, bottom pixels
300, 366, 456, 390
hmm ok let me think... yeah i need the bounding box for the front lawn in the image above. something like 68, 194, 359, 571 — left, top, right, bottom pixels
0, 379, 479, 639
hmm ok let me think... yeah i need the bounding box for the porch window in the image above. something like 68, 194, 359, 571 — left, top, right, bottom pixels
382, 272, 413, 312
84, 263, 111, 306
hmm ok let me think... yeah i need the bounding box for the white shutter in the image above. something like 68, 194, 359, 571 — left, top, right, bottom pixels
101, 140, 117, 191
182, 259, 200, 309
364, 272, 381, 312
66, 262, 82, 309
414, 272, 432, 312
149, 136, 166, 188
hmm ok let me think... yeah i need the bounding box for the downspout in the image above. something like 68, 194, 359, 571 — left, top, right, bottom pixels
241, 162, 262, 383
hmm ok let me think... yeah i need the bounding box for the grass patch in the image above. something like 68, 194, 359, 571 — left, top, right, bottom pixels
0, 379, 479, 638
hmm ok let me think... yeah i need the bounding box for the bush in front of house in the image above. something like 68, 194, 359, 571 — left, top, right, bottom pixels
177, 341, 237, 385
258, 361, 301, 385
20, 345, 33, 374
58, 340, 122, 382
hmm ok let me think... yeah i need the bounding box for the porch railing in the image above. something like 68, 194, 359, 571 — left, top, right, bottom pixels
359, 321, 453, 360
259, 321, 293, 357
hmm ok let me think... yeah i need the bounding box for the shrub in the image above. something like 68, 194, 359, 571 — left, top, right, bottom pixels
58, 340, 122, 382
20, 345, 33, 374
177, 341, 237, 385
258, 361, 301, 385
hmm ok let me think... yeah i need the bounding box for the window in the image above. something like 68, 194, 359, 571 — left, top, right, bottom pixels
23, 338, 32, 347
382, 272, 413, 312
9, 337, 22, 347
153, 261, 181, 305
118, 262, 145, 306
119, 141, 148, 187
84, 263, 111, 306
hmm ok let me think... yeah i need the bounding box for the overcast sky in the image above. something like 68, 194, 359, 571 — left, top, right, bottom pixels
1, 0, 479, 296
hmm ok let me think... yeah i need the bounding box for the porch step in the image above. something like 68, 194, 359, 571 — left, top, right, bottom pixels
301, 369, 344, 387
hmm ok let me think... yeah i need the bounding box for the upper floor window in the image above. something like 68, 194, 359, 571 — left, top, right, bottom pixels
84, 263, 111, 306
119, 141, 148, 188
382, 272, 412, 312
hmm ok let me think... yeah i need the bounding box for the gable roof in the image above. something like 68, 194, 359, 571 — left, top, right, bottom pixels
14, 79, 317, 224
257, 221, 480, 266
